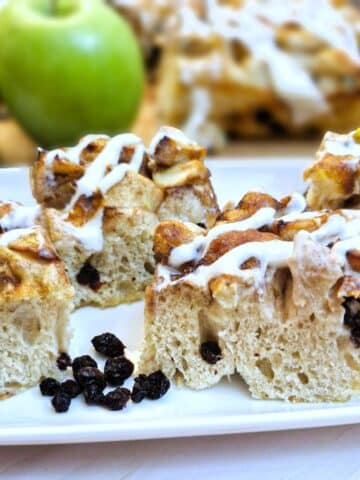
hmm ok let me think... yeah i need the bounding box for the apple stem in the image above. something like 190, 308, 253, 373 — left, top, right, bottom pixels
50, 0, 58, 15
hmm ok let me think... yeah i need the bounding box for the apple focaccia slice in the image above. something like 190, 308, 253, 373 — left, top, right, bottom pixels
157, 0, 360, 150
0, 201, 74, 398
110, 0, 174, 69
304, 129, 360, 210
31, 127, 218, 307
139, 191, 360, 402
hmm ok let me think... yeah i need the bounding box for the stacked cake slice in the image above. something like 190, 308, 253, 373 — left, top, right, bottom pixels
31, 127, 219, 307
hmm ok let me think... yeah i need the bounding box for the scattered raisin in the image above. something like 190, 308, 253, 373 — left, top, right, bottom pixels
343, 298, 360, 329
103, 388, 130, 411
343, 298, 360, 348
91, 332, 125, 358
76, 262, 101, 291
52, 393, 71, 413
56, 352, 72, 371
131, 374, 149, 403
60, 379, 81, 398
146, 371, 170, 400
351, 326, 360, 348
104, 357, 134, 386
83, 383, 105, 405
72, 355, 98, 381
76, 367, 106, 390
200, 341, 222, 364
39, 377, 61, 396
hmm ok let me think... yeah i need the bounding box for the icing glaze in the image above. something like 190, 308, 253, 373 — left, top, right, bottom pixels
168, 192, 308, 269
0, 227, 41, 248
45, 127, 193, 253
159, 195, 360, 291
320, 130, 360, 160
148, 126, 196, 155
0, 204, 41, 232
176, 0, 360, 124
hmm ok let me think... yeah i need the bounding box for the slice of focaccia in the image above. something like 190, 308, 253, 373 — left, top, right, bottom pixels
31, 127, 218, 308
156, 0, 360, 150
140, 191, 360, 402
304, 128, 360, 210
0, 201, 74, 398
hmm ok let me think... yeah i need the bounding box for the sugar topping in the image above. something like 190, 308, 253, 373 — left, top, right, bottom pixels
176, 0, 360, 125
319, 130, 360, 161
0, 203, 42, 248
148, 126, 196, 155
0, 204, 41, 232
157, 194, 360, 290
44, 127, 198, 252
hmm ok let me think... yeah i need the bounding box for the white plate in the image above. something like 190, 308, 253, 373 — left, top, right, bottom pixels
2, 159, 360, 446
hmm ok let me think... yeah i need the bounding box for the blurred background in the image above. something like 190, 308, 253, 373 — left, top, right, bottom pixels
0, 0, 360, 165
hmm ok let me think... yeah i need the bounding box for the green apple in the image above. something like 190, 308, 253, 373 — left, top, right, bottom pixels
0, 0, 144, 148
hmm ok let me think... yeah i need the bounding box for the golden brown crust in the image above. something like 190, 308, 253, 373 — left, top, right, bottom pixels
153, 220, 204, 263
0, 231, 72, 302
219, 192, 282, 222
304, 129, 360, 209
304, 153, 357, 197
201, 229, 278, 266
148, 135, 206, 171
346, 250, 360, 273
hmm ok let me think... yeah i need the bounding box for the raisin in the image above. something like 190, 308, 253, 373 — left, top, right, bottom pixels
83, 383, 105, 405
60, 379, 81, 398
39, 377, 61, 396
72, 355, 98, 381
56, 352, 72, 371
343, 298, 360, 348
76, 262, 101, 291
52, 393, 71, 413
200, 341, 222, 364
146, 371, 170, 400
104, 357, 134, 386
351, 326, 360, 348
91, 332, 125, 358
343, 298, 360, 329
76, 367, 106, 390
103, 387, 130, 411
131, 374, 149, 403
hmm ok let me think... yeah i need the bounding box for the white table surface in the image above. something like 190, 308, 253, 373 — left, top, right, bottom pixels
1, 425, 360, 479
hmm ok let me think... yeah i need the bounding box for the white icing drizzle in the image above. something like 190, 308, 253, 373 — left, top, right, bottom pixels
0, 203, 42, 248
44, 134, 109, 167
320, 130, 360, 160
65, 133, 144, 211
169, 207, 277, 268
148, 126, 196, 155
0, 204, 41, 232
332, 236, 360, 279
176, 0, 360, 124
282, 192, 307, 217
0, 227, 40, 248
61, 209, 105, 252
44, 128, 194, 253
168, 192, 307, 268
158, 195, 360, 291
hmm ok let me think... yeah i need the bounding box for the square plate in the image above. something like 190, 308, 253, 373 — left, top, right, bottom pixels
2, 159, 360, 446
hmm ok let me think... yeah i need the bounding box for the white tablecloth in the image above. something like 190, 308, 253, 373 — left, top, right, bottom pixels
1, 425, 360, 479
